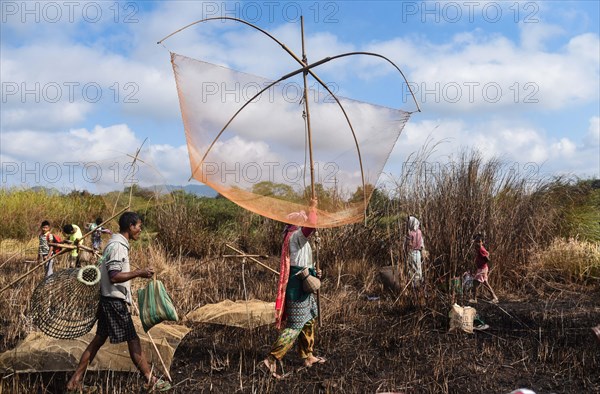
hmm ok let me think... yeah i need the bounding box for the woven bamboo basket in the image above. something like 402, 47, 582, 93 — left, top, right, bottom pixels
30, 265, 101, 339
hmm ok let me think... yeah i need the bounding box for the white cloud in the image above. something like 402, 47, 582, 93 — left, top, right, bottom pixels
1, 1, 598, 187
1, 124, 137, 162
386, 117, 599, 179
519, 23, 565, 51
0, 42, 181, 130
549, 138, 576, 158
3, 3, 597, 132
586, 116, 600, 146
365, 29, 599, 112
2, 124, 137, 190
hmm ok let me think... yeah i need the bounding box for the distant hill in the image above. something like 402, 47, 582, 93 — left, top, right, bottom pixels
28, 186, 61, 195
163, 184, 218, 197
8, 184, 218, 197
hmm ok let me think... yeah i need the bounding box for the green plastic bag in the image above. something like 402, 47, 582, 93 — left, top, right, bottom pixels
137, 279, 178, 332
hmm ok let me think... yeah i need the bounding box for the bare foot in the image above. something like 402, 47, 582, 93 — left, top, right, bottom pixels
66, 377, 81, 392
262, 357, 282, 379
304, 355, 327, 367
592, 325, 600, 343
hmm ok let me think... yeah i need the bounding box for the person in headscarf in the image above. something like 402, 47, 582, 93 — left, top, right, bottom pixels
262, 198, 325, 379
405, 215, 425, 287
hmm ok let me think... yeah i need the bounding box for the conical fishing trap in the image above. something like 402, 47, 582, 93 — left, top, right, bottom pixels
30, 265, 102, 339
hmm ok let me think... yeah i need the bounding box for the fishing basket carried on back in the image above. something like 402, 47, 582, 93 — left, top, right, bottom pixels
30, 265, 101, 339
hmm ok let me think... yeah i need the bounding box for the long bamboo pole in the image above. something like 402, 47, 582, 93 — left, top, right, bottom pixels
131, 300, 172, 382
0, 248, 70, 294
224, 244, 333, 304
299, 16, 322, 326
0, 249, 34, 270
222, 254, 269, 258
0, 206, 128, 295
80, 206, 129, 242
225, 244, 279, 275
123, 141, 174, 382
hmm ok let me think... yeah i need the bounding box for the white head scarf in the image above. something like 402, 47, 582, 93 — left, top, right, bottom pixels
408, 216, 420, 231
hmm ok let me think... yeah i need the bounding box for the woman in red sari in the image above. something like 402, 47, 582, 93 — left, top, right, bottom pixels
263, 198, 325, 378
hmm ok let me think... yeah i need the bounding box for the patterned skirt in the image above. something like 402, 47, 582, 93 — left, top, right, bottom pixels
285, 293, 318, 330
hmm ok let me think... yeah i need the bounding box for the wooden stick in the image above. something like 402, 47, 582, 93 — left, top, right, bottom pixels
222, 254, 269, 258
48, 243, 97, 256
225, 244, 279, 275
224, 245, 333, 303
0, 249, 32, 269
49, 242, 76, 250
299, 16, 322, 326
128, 138, 147, 208
0, 207, 129, 295
0, 248, 70, 294
130, 300, 172, 382
80, 206, 129, 241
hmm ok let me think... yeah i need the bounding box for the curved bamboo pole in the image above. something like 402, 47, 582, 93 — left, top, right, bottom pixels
123, 142, 172, 381
158, 17, 420, 112
185, 50, 415, 196
160, 17, 420, 216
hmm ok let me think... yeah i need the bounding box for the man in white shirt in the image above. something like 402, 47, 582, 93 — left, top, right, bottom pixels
66, 212, 170, 392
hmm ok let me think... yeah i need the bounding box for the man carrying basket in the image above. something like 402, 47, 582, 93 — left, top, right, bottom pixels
66, 212, 170, 392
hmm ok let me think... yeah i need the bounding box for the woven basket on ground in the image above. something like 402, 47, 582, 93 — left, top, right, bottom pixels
30, 265, 101, 339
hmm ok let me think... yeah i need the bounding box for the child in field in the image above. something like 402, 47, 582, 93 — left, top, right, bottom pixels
38, 220, 58, 276
63, 223, 83, 268
405, 216, 425, 288
469, 234, 499, 304
87, 217, 112, 252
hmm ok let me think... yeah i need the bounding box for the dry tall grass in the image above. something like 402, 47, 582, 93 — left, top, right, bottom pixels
530, 238, 600, 284
383, 149, 578, 290
0, 189, 109, 240
1, 151, 599, 393
4, 239, 598, 393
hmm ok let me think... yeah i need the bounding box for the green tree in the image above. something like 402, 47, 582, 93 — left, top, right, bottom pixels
252, 181, 297, 200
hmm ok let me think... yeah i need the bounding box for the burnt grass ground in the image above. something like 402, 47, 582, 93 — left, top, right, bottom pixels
167, 285, 600, 393
2, 261, 599, 394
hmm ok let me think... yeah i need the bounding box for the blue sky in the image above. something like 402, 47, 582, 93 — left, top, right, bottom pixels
1, 1, 599, 193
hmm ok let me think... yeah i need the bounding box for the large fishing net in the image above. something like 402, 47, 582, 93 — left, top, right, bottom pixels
171, 52, 412, 228
185, 299, 275, 329
0, 317, 189, 373
30, 265, 101, 339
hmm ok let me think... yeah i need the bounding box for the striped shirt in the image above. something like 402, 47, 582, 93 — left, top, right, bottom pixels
38, 233, 50, 255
